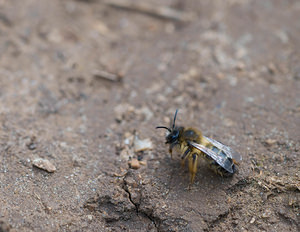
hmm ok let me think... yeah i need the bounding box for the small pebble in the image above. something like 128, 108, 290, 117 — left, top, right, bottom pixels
268, 63, 276, 75
114, 104, 135, 122
134, 137, 153, 152
137, 106, 153, 121
235, 62, 245, 71
139, 161, 147, 166
250, 217, 255, 224
265, 139, 277, 146
33, 158, 56, 173
27, 143, 37, 150
129, 158, 140, 169
262, 209, 272, 218
120, 147, 132, 160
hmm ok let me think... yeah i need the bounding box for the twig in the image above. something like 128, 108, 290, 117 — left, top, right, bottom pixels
105, 0, 195, 22
93, 70, 123, 82
113, 171, 128, 177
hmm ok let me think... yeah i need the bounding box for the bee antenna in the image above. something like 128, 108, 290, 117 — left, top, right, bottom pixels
172, 109, 179, 129
156, 126, 171, 132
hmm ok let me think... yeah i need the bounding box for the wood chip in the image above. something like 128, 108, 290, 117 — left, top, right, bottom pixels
32, 158, 56, 173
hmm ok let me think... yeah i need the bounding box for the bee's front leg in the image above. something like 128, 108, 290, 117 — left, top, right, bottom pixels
169, 142, 178, 159
168, 147, 172, 157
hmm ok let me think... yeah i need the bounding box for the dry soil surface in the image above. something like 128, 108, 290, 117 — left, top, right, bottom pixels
0, 0, 299, 231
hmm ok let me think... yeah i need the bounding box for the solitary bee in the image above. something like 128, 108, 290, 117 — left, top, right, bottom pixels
156, 109, 242, 185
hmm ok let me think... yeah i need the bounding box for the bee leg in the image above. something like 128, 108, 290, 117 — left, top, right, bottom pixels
218, 167, 224, 177
233, 159, 240, 166
210, 162, 224, 177
169, 148, 173, 159
188, 154, 198, 186
181, 147, 191, 167
169, 142, 178, 159
169, 145, 174, 159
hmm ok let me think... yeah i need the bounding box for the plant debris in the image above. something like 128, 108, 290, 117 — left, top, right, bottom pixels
106, 0, 195, 22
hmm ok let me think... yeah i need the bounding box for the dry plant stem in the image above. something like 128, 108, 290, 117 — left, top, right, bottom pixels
93, 70, 123, 82
105, 0, 195, 22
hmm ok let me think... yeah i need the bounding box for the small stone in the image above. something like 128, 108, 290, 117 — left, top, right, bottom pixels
87, 215, 93, 221
294, 68, 300, 81
268, 63, 276, 75
134, 136, 153, 152
129, 158, 140, 169
235, 62, 245, 71
223, 118, 233, 127
163, 116, 170, 124
216, 72, 225, 79
114, 104, 135, 122
27, 143, 37, 150
120, 147, 132, 161
275, 30, 289, 44
60, 142, 68, 148
262, 209, 272, 218
33, 158, 56, 173
136, 106, 153, 121
139, 161, 147, 166
235, 47, 248, 59
250, 217, 255, 224
124, 131, 133, 138
123, 132, 134, 146
264, 139, 277, 146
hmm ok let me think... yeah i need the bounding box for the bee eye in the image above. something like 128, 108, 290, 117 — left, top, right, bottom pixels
171, 130, 179, 141
174, 130, 179, 137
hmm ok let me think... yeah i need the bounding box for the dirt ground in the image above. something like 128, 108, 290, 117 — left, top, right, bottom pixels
0, 0, 299, 231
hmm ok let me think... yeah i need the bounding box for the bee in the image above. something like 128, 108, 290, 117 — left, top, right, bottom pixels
156, 109, 242, 185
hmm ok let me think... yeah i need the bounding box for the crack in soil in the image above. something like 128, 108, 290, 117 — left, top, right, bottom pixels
122, 180, 139, 213
122, 173, 159, 230
121, 170, 191, 231
204, 208, 231, 231
84, 170, 190, 231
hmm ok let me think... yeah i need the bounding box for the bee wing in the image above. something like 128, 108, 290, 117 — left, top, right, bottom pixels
203, 136, 242, 161
188, 141, 234, 173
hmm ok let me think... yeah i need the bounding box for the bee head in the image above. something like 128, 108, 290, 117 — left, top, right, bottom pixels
165, 128, 180, 144
156, 109, 180, 144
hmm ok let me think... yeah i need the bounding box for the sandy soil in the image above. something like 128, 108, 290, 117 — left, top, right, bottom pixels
0, 0, 299, 231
